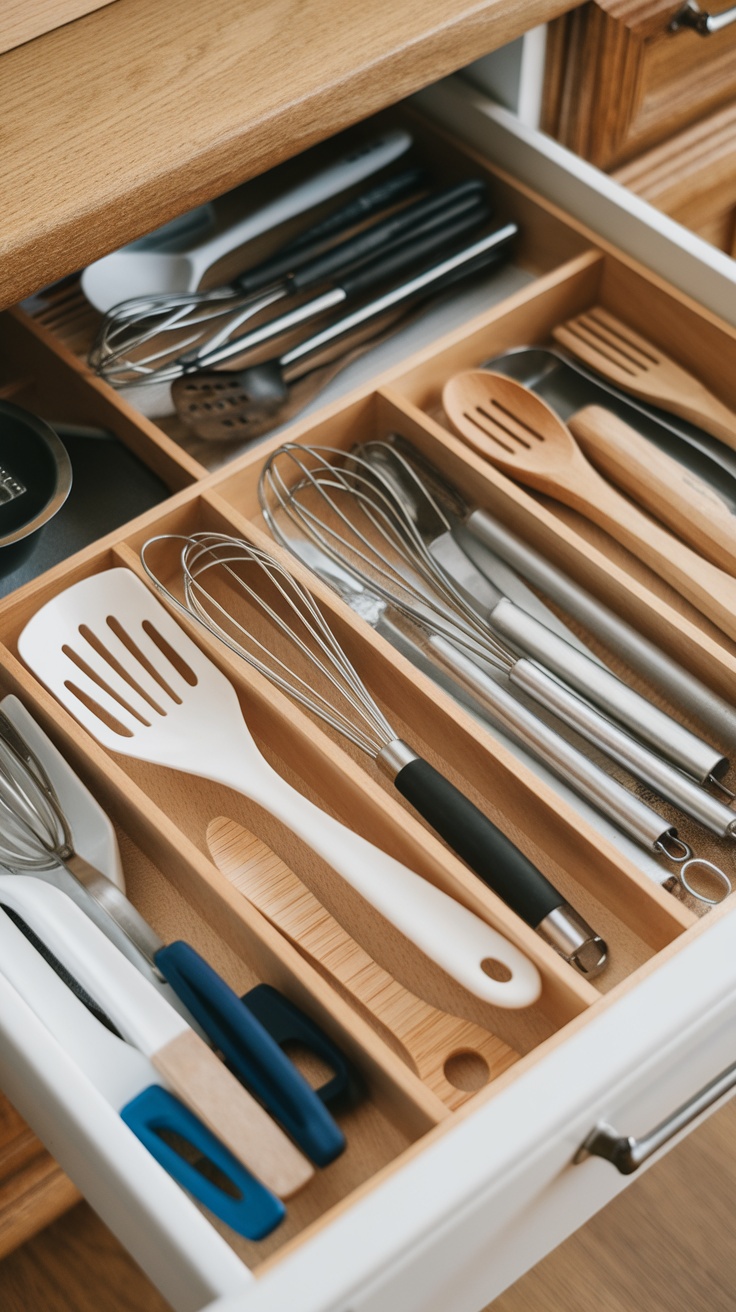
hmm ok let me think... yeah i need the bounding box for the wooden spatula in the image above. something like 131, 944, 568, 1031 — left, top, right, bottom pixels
442, 370, 736, 645
206, 817, 519, 1111
553, 307, 736, 451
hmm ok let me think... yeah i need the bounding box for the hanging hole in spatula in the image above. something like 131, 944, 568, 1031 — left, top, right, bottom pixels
443, 1049, 491, 1093
481, 957, 513, 983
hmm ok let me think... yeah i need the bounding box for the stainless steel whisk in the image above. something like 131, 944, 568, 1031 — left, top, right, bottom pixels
0, 711, 167, 980
141, 531, 607, 974
257, 441, 736, 890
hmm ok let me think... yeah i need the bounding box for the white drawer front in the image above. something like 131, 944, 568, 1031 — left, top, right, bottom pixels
203, 911, 736, 1312
0, 972, 252, 1310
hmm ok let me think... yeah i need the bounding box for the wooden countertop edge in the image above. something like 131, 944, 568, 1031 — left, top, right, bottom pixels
0, 0, 578, 310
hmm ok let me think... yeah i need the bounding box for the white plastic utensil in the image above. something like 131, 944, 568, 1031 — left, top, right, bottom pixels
18, 567, 541, 1010
0, 876, 312, 1197
81, 130, 413, 313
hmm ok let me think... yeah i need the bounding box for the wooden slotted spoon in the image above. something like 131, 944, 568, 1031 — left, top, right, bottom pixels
552, 307, 736, 451
442, 371, 736, 645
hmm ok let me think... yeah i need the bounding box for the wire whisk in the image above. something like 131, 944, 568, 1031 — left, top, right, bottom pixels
255, 441, 736, 899
141, 529, 607, 973
259, 441, 519, 676
171, 535, 396, 757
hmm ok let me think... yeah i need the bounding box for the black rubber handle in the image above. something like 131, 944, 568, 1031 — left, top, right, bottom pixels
336, 195, 492, 301
287, 180, 488, 294
393, 757, 564, 927
233, 168, 427, 294
273, 167, 428, 261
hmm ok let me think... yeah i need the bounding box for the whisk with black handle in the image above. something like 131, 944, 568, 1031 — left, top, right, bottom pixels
141, 532, 607, 976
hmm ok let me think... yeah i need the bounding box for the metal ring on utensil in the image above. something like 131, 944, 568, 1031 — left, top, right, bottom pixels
654, 833, 692, 864
679, 857, 731, 905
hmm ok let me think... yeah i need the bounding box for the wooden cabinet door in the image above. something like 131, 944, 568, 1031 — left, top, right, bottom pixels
543, 0, 736, 170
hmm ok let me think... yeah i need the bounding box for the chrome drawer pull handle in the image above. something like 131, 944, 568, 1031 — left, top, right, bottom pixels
669, 1, 736, 34
575, 1059, 736, 1174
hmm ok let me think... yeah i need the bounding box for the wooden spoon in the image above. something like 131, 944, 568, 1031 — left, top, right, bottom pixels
552, 307, 736, 451
442, 370, 736, 645
570, 405, 736, 576
206, 816, 519, 1111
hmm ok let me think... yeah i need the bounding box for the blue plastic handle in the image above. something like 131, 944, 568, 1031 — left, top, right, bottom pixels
242, 984, 362, 1108
155, 941, 345, 1167
121, 1084, 284, 1240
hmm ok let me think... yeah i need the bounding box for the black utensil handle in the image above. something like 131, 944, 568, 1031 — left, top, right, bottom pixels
288, 180, 489, 293
234, 168, 427, 294
281, 221, 517, 371
393, 756, 564, 927
337, 197, 491, 302
273, 167, 428, 260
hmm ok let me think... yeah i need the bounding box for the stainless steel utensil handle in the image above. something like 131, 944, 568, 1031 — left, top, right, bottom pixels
428, 634, 675, 854
62, 850, 166, 975
280, 223, 518, 369
670, 1, 736, 33
511, 660, 736, 837
466, 509, 735, 774
576, 1058, 736, 1174
489, 596, 727, 784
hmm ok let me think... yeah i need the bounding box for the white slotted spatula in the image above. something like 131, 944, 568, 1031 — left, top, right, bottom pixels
17, 567, 540, 1010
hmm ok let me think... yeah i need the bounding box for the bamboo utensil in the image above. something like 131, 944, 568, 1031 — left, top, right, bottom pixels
206, 816, 520, 1110
552, 307, 736, 451
18, 566, 540, 1008
569, 405, 736, 575
442, 371, 736, 646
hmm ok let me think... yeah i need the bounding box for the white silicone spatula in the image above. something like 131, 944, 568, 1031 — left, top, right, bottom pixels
18, 567, 541, 1010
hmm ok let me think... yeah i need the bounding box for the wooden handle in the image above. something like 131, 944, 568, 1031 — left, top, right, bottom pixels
566, 413, 736, 644
570, 406, 736, 575
152, 1030, 313, 1198
206, 818, 518, 1110
656, 374, 736, 452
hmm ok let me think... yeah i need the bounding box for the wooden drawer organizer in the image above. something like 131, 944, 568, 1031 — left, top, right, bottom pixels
2, 106, 736, 1275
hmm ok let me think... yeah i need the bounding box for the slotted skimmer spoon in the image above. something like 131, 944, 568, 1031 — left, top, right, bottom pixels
17, 566, 541, 1010
442, 371, 736, 646
552, 307, 736, 451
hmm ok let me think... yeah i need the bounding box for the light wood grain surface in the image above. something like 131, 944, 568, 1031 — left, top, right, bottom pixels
0, 0, 118, 56
2, 1098, 736, 1309
0, 0, 577, 310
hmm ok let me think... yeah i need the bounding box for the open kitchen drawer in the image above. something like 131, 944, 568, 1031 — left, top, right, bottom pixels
3, 82, 736, 1312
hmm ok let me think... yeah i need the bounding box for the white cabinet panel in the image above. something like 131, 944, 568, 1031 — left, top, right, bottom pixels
202, 912, 736, 1311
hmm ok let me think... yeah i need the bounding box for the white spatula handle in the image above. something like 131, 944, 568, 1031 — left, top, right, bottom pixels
188, 129, 413, 273
223, 755, 541, 1009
